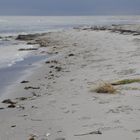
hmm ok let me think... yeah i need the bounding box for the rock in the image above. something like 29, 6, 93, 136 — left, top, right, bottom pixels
16, 34, 39, 40
8, 104, 16, 108
24, 86, 40, 90
68, 53, 74, 57
27, 41, 37, 45
11, 125, 16, 128
18, 48, 38, 51
29, 137, 35, 140
17, 97, 28, 101
0, 107, 4, 110
55, 66, 62, 72
45, 60, 58, 64
50, 65, 55, 68
2, 99, 16, 104
20, 80, 29, 83
20, 81, 29, 84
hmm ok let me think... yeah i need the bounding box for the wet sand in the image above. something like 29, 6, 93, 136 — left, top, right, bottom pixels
0, 24, 140, 140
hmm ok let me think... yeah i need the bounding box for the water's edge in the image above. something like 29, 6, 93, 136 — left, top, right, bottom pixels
0, 54, 48, 97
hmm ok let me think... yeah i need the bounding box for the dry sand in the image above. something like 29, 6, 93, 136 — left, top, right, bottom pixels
0, 25, 140, 140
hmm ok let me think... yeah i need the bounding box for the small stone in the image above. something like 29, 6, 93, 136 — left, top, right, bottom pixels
20, 80, 29, 83
0, 107, 4, 110
2, 99, 16, 104
68, 53, 74, 56
8, 104, 16, 108
11, 125, 16, 128
55, 66, 62, 72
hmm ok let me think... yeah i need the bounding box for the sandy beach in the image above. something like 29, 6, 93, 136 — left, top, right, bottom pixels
0, 24, 140, 140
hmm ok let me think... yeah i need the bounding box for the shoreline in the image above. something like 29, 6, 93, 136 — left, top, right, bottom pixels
0, 24, 140, 140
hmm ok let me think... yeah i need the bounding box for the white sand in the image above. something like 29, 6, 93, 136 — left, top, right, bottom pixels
0, 27, 140, 140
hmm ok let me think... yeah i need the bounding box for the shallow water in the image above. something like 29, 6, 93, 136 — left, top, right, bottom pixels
0, 54, 47, 95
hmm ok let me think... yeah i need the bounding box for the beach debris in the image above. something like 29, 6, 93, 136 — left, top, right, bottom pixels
32, 92, 41, 97
20, 80, 29, 83
18, 48, 38, 51
75, 25, 140, 36
29, 136, 35, 140
16, 97, 28, 101
50, 65, 55, 68
27, 41, 37, 45
45, 60, 58, 64
24, 86, 40, 90
29, 134, 37, 140
68, 53, 75, 57
2, 99, 17, 108
111, 78, 140, 86
16, 34, 39, 40
55, 66, 62, 72
2, 99, 16, 104
0, 107, 4, 110
31, 106, 38, 109
7, 104, 16, 108
11, 125, 16, 128
74, 130, 102, 136
94, 83, 116, 94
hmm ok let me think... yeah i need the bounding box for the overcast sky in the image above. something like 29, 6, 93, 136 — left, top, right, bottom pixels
0, 0, 140, 15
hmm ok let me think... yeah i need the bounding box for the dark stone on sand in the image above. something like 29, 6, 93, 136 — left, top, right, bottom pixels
27, 41, 37, 45
20, 80, 29, 83
50, 65, 55, 68
68, 53, 74, 57
46, 60, 58, 64
28, 136, 35, 140
24, 86, 40, 90
16, 34, 39, 41
0, 107, 4, 110
2, 99, 16, 104
18, 48, 38, 51
11, 125, 16, 128
17, 97, 28, 101
8, 104, 16, 108
55, 66, 62, 72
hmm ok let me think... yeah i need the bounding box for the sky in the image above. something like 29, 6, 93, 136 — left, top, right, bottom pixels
0, 0, 140, 15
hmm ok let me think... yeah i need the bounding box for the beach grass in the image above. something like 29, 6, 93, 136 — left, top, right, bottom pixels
111, 78, 140, 86
94, 83, 116, 94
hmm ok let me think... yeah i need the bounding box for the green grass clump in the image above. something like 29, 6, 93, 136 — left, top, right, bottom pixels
111, 79, 140, 86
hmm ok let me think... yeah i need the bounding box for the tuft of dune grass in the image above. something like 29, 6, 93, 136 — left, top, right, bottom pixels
111, 78, 140, 86
94, 83, 116, 94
